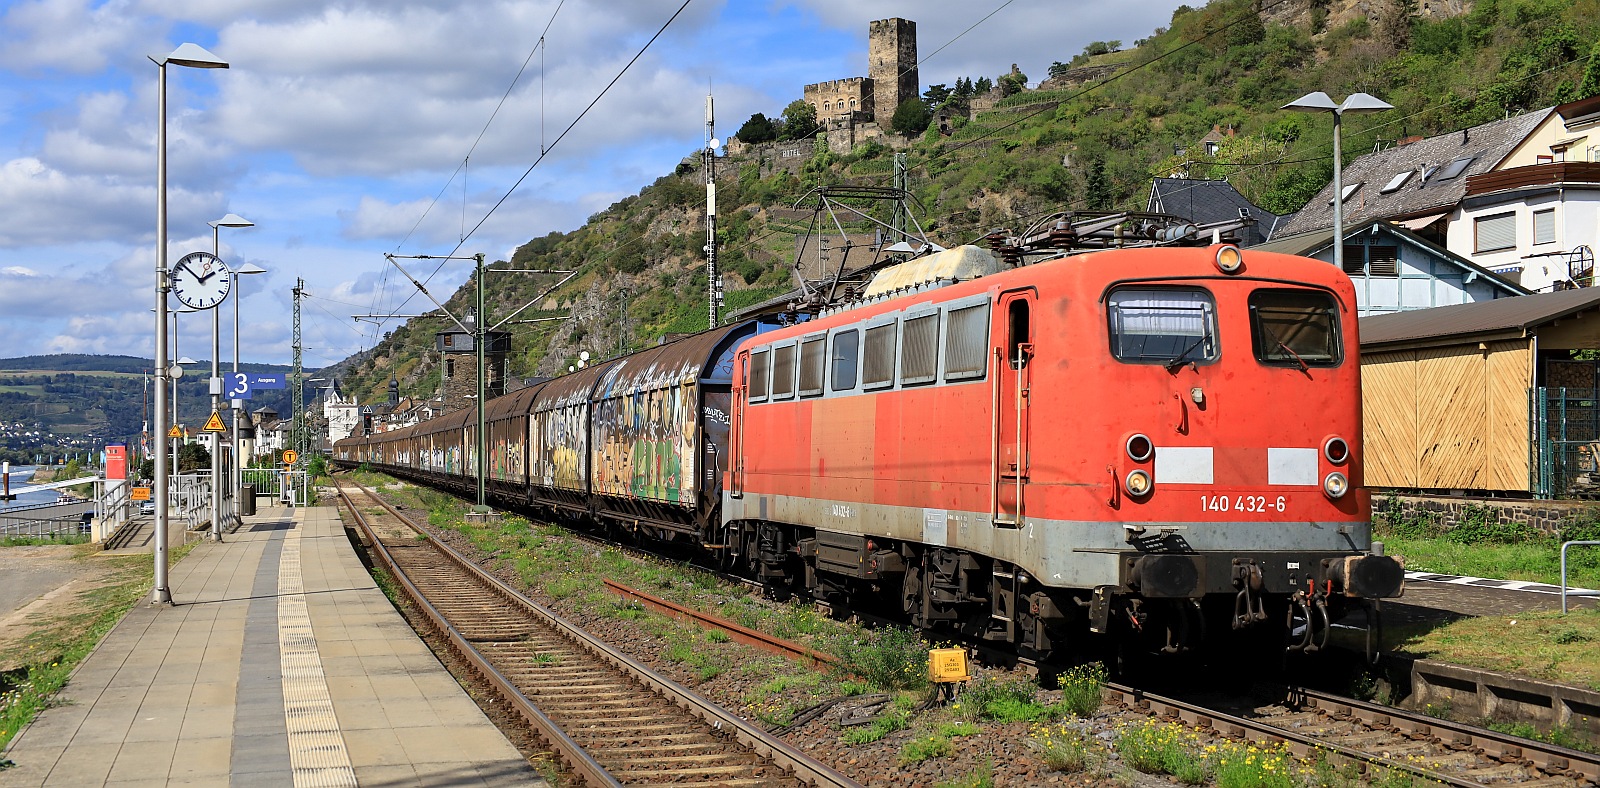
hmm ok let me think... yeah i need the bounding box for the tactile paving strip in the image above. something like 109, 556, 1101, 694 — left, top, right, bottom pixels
278, 514, 359, 787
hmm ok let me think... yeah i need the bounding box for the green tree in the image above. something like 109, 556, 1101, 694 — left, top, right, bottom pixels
923, 83, 952, 108
1048, 61, 1071, 80
1580, 36, 1600, 99
974, 76, 993, 94
998, 68, 1029, 97
1085, 157, 1111, 210
779, 99, 818, 141
735, 112, 778, 144
891, 97, 932, 136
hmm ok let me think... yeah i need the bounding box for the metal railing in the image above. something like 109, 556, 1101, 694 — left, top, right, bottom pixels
1562, 540, 1600, 613
0, 512, 89, 538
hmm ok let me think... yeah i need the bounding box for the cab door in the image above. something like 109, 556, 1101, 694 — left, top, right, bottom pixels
993, 289, 1036, 527
729, 349, 748, 498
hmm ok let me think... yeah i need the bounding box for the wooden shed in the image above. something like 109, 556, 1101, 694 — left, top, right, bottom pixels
1359, 288, 1600, 494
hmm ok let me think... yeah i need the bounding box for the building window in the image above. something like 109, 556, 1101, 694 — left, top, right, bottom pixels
445, 358, 455, 379
443, 335, 453, 347
1475, 212, 1516, 253
1340, 245, 1365, 276
849, 99, 857, 109
1368, 245, 1399, 277
1534, 209, 1556, 245
1536, 154, 1554, 165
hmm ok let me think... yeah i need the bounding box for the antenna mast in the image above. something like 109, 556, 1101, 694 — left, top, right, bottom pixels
291, 277, 305, 467
704, 91, 722, 328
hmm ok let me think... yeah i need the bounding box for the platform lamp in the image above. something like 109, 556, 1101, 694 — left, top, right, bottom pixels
1282, 91, 1393, 276
151, 42, 228, 606
207, 213, 253, 541
231, 261, 266, 526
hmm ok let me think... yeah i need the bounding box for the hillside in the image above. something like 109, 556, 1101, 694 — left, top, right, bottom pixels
332, 0, 1600, 406
0, 356, 294, 451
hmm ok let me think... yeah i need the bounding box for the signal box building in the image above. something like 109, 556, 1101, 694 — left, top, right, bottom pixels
436, 322, 511, 414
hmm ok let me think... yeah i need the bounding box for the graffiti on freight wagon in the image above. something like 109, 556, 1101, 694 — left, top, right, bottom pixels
593, 359, 699, 505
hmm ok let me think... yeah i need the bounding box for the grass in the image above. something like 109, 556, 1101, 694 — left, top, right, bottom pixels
899, 735, 954, 764
839, 707, 909, 744
1483, 720, 1600, 755
0, 543, 196, 754
1373, 500, 1600, 588
0, 535, 90, 547
1112, 719, 1298, 788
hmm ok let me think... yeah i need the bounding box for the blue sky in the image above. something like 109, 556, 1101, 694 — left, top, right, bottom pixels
0, 0, 1182, 368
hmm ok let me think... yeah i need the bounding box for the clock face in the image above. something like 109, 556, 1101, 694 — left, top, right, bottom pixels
170, 251, 232, 309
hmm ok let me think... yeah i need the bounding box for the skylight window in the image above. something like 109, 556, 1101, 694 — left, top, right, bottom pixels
1435, 155, 1477, 181
1380, 170, 1413, 193
1329, 182, 1362, 205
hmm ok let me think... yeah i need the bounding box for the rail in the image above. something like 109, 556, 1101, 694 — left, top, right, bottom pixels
1562, 540, 1600, 613
338, 480, 858, 787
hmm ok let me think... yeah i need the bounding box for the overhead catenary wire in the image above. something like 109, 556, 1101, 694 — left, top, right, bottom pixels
368, 0, 693, 333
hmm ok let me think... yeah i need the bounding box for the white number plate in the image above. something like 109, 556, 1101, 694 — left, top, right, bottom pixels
1199, 494, 1287, 513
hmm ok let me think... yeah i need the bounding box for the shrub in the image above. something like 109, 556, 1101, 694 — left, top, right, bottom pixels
840, 708, 909, 744
1446, 505, 1544, 545
835, 627, 929, 691
959, 674, 1048, 722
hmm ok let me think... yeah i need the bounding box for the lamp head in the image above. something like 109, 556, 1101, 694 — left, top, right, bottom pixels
1282, 91, 1339, 113
209, 213, 254, 229
159, 43, 228, 69
176, 356, 198, 366
236, 263, 267, 276
1339, 92, 1394, 115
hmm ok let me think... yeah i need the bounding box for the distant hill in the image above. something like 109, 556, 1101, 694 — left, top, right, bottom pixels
0, 355, 299, 448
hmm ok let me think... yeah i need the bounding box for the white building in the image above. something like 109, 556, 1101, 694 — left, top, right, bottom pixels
320, 381, 360, 448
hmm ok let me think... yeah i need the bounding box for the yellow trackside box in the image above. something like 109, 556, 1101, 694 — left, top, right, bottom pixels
928, 648, 969, 683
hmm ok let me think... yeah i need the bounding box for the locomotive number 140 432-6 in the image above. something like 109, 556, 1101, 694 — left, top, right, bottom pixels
1200, 494, 1287, 513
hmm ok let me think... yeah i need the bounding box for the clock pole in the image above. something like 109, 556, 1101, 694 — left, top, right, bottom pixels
210, 232, 225, 542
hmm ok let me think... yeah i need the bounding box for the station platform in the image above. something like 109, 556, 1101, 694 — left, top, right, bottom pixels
1, 505, 542, 787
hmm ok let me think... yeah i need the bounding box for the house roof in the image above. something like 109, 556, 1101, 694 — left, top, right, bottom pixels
1274, 108, 1552, 237
1249, 218, 1528, 296
1146, 178, 1281, 246
1359, 286, 1600, 348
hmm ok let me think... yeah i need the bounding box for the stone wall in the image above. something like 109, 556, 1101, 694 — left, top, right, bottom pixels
1375, 493, 1597, 535
868, 18, 917, 127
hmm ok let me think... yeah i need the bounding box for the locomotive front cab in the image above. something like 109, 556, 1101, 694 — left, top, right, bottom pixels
1057, 246, 1403, 656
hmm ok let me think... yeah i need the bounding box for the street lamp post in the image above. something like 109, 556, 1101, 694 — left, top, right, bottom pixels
208, 214, 252, 541
232, 262, 266, 523
1282, 92, 1393, 274
151, 43, 228, 605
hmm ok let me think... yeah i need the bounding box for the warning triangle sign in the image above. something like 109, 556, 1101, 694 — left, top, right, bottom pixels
203, 411, 227, 433
167, 425, 183, 438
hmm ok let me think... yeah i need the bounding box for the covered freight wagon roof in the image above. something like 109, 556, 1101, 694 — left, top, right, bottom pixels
595, 324, 748, 399
1359, 288, 1600, 349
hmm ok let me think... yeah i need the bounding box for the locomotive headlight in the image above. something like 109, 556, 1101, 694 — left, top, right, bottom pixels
1215, 245, 1244, 274
1323, 471, 1349, 499
1125, 469, 1153, 497
1324, 436, 1349, 465
1126, 433, 1153, 462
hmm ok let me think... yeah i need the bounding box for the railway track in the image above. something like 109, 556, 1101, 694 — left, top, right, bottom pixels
334, 480, 858, 788
1104, 683, 1600, 788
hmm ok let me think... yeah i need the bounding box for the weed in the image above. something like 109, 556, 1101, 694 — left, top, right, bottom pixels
371, 567, 401, 605
840, 708, 909, 744
607, 600, 646, 621
1054, 662, 1105, 717
697, 664, 723, 681
959, 673, 1047, 722
899, 735, 955, 764
936, 721, 980, 737
530, 652, 561, 666
544, 575, 584, 600
1554, 628, 1592, 645
1485, 720, 1600, 755
1422, 701, 1453, 720
663, 637, 696, 664
934, 761, 994, 788
1028, 723, 1094, 772
0, 535, 90, 547
705, 629, 731, 644
1115, 719, 1203, 777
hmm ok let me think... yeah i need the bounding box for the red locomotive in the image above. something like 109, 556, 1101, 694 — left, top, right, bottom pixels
336, 242, 1403, 662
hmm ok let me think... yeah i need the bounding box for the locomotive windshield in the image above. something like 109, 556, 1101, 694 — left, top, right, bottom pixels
1106, 288, 1218, 367
1248, 289, 1342, 368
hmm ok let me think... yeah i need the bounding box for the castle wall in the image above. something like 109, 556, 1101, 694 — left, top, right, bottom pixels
868, 18, 918, 127
804, 77, 873, 128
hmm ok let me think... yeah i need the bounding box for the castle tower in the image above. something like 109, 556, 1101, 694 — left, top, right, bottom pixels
868, 18, 918, 128
435, 313, 510, 414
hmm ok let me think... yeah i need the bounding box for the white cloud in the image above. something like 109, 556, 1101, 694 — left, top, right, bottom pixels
0, 0, 160, 75
2, 265, 38, 276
